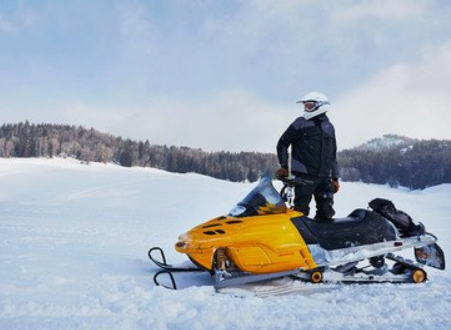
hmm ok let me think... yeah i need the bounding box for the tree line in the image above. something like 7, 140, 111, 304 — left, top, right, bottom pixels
0, 121, 278, 182
1, 123, 450, 189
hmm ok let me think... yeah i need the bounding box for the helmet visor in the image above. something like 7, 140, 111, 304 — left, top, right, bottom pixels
302, 101, 317, 112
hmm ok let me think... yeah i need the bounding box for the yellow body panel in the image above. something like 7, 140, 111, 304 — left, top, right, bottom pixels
175, 210, 318, 273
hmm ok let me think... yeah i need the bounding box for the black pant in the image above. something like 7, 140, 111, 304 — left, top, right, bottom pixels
294, 175, 335, 220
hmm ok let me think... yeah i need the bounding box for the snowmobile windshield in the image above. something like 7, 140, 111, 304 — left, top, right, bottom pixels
228, 177, 287, 218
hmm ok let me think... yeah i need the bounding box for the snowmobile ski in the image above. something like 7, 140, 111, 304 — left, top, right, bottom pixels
148, 247, 204, 272
218, 277, 340, 298
149, 247, 205, 289
214, 268, 301, 290
153, 270, 178, 289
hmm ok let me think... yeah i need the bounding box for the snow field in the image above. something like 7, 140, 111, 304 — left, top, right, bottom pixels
0, 158, 450, 330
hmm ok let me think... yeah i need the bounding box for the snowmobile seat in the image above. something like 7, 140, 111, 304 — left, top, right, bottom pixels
291, 209, 398, 250
329, 209, 367, 223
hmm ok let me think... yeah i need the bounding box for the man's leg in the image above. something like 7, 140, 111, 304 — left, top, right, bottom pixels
314, 178, 336, 220
294, 178, 317, 216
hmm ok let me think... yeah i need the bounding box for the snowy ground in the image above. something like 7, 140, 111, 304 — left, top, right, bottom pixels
0, 158, 450, 330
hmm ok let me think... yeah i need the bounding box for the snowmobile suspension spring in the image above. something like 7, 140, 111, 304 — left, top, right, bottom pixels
216, 248, 228, 271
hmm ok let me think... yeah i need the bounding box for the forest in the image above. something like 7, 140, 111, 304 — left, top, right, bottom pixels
338, 135, 451, 189
0, 121, 277, 182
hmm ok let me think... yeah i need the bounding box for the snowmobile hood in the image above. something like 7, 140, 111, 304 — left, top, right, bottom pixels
174, 178, 317, 272
174, 209, 314, 272
175, 215, 245, 252
175, 178, 288, 253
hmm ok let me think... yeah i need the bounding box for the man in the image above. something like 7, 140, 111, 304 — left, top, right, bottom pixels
276, 91, 340, 221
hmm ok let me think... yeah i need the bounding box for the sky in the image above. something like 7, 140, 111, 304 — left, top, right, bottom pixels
1, 0, 451, 152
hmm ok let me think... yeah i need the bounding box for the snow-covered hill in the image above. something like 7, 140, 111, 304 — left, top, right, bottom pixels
0, 158, 450, 330
352, 134, 415, 152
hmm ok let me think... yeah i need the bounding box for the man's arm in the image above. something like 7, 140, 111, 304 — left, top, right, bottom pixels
276, 122, 300, 168
331, 133, 340, 179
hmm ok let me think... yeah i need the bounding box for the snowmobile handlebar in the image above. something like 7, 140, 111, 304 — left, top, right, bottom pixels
278, 176, 296, 186
278, 177, 295, 206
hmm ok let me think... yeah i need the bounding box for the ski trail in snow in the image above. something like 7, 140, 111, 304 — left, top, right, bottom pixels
218, 278, 342, 298
65, 179, 145, 201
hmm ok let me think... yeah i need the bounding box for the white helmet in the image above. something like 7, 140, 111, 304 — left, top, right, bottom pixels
297, 91, 330, 120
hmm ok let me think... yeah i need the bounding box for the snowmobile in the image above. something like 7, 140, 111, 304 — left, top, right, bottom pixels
149, 177, 445, 291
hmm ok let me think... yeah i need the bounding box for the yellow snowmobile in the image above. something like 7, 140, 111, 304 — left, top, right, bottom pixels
149, 177, 445, 290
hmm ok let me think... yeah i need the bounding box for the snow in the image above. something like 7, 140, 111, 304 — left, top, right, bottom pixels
354, 135, 412, 152
1, 158, 451, 330
400, 145, 414, 155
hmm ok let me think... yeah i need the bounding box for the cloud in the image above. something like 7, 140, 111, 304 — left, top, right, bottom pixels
200, 0, 449, 100
17, 36, 451, 154
118, 3, 155, 56
0, 17, 14, 33
110, 91, 295, 153
9, 90, 293, 153
331, 0, 430, 24
204, 0, 313, 37
333, 40, 451, 149
0, 3, 35, 34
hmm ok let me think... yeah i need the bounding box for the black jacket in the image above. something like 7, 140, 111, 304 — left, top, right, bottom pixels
277, 114, 339, 179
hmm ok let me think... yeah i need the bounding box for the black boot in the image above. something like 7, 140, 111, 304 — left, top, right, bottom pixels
314, 201, 335, 222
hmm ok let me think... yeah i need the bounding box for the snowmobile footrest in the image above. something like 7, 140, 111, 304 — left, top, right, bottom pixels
386, 253, 422, 269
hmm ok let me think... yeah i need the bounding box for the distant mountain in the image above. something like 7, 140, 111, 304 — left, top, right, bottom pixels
338, 135, 451, 189
353, 134, 417, 152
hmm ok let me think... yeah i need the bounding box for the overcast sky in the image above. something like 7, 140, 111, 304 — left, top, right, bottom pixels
1, 0, 451, 152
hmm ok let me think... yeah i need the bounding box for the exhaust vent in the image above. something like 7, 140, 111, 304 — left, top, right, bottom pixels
226, 220, 243, 225
202, 224, 222, 229
203, 229, 227, 235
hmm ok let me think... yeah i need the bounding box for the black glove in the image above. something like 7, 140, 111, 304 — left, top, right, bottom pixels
331, 178, 340, 193
275, 168, 288, 179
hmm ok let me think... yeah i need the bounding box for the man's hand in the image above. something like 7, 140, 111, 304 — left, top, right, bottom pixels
331, 178, 340, 193
275, 167, 289, 179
